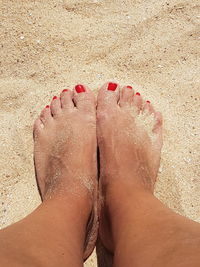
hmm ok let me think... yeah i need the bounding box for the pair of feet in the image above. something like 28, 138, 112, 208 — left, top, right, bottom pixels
33, 82, 163, 260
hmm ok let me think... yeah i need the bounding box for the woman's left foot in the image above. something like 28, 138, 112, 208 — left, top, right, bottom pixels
33, 85, 98, 259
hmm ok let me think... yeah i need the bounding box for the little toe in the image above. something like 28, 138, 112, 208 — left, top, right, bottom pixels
97, 82, 120, 110
119, 85, 134, 108
73, 84, 96, 113
40, 105, 52, 125
133, 92, 143, 113
33, 118, 44, 137
60, 89, 74, 110
50, 96, 62, 116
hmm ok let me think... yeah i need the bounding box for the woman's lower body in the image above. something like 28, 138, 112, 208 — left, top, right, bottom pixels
0, 82, 200, 267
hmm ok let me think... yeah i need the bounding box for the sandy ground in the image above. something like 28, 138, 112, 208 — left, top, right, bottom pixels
0, 0, 200, 266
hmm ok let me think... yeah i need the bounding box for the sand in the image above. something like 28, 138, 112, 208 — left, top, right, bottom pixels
0, 0, 200, 266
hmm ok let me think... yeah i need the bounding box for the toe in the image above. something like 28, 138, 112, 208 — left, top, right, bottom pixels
50, 96, 62, 116
33, 118, 44, 137
40, 105, 52, 124
73, 84, 96, 113
119, 85, 134, 108
60, 89, 74, 110
97, 82, 120, 110
133, 92, 143, 113
143, 100, 155, 115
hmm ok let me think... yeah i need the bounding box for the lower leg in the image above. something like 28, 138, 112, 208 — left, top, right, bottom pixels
106, 185, 200, 267
0, 194, 90, 267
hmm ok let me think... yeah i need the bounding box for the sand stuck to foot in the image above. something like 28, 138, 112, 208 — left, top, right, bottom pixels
0, 0, 199, 266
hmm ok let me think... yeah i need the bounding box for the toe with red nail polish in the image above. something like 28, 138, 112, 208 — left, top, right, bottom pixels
146, 100, 150, 104
62, 89, 68, 93
53, 96, 57, 100
46, 105, 50, 108
127, 86, 132, 89
75, 84, 85, 93
136, 92, 140, 96
107, 82, 118, 91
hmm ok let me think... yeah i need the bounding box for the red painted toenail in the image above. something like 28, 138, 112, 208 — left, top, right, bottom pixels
136, 92, 140, 96
127, 86, 132, 89
75, 84, 85, 93
146, 100, 150, 104
107, 82, 118, 91
53, 96, 57, 100
45, 105, 50, 108
62, 89, 68, 93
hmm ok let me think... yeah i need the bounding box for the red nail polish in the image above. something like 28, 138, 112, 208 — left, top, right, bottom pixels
127, 86, 132, 89
136, 92, 140, 96
53, 96, 57, 100
45, 105, 50, 108
62, 89, 68, 93
146, 100, 150, 104
107, 82, 118, 91
75, 84, 85, 93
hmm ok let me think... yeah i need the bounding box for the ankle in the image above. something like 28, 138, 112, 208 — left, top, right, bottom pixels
42, 193, 93, 223
102, 177, 153, 205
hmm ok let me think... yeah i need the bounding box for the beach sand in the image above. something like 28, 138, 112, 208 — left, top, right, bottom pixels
0, 0, 200, 266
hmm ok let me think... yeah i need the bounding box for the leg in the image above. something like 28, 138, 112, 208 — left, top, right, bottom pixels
0, 197, 90, 267
97, 82, 200, 267
0, 85, 98, 267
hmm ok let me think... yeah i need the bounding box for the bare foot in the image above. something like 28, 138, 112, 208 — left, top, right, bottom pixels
33, 85, 98, 260
97, 82, 163, 252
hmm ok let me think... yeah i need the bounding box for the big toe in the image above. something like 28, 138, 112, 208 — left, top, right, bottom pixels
73, 84, 96, 113
97, 82, 120, 110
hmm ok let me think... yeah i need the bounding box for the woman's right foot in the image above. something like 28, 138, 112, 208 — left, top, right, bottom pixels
96, 82, 163, 251
33, 85, 98, 260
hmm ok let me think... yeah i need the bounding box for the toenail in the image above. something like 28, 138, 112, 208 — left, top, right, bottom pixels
107, 82, 118, 91
62, 89, 68, 93
53, 96, 57, 100
75, 84, 85, 93
127, 86, 132, 89
45, 105, 50, 108
136, 92, 140, 96
146, 100, 150, 104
